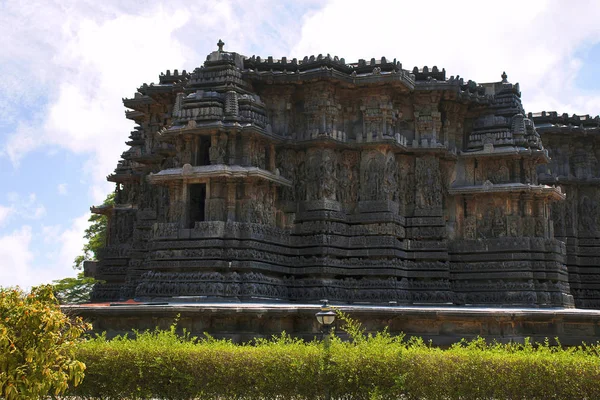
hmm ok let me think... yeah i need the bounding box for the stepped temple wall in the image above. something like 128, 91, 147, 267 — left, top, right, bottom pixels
85, 41, 600, 308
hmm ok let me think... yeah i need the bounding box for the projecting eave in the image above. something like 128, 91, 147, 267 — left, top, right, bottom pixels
107, 172, 142, 183
123, 95, 155, 111
90, 203, 135, 216
460, 146, 550, 163
148, 164, 292, 187
90, 204, 113, 216
449, 182, 565, 201
159, 122, 284, 143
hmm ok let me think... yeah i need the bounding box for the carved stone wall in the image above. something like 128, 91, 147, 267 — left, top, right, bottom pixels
534, 112, 600, 308
89, 44, 593, 308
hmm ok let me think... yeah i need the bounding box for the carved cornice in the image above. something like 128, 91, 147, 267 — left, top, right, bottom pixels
147, 164, 292, 187
460, 146, 550, 163
449, 182, 565, 200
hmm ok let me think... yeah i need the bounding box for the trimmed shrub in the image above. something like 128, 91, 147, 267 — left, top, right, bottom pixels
69, 318, 600, 400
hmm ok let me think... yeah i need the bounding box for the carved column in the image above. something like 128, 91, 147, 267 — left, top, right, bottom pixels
229, 133, 237, 164
241, 135, 251, 166
168, 181, 185, 226
513, 159, 521, 182
241, 181, 253, 223
182, 136, 192, 165
210, 134, 219, 165
505, 193, 520, 237
269, 144, 276, 172
181, 183, 189, 227
414, 112, 421, 144
523, 194, 534, 216
227, 181, 237, 222
510, 194, 520, 216
463, 194, 477, 239
206, 180, 225, 222
522, 193, 535, 236
431, 111, 441, 144
534, 198, 546, 238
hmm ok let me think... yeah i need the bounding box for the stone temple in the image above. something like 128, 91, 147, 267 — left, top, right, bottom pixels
86, 41, 600, 309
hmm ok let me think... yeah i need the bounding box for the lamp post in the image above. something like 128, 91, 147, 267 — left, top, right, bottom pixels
315, 299, 336, 333
315, 299, 336, 400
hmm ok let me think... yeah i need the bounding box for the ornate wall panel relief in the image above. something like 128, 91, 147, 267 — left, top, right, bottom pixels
337, 150, 359, 205
415, 156, 442, 209
383, 153, 400, 202
360, 150, 385, 201
276, 149, 297, 202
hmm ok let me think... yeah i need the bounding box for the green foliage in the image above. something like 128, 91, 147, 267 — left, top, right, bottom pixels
51, 272, 97, 304
57, 192, 113, 304
0, 285, 90, 399
73, 192, 114, 270
72, 328, 323, 400
68, 313, 600, 400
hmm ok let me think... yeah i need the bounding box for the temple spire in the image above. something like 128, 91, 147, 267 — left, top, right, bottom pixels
217, 39, 225, 52
501, 71, 508, 83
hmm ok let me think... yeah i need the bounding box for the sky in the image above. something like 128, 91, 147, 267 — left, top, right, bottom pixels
1, 0, 600, 289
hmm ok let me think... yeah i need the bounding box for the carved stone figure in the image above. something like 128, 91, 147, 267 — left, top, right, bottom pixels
319, 149, 337, 200
209, 133, 228, 164
384, 155, 399, 202
276, 149, 297, 201
415, 156, 442, 209
362, 152, 384, 201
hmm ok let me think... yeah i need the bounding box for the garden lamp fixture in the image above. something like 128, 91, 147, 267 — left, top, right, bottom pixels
315, 299, 336, 328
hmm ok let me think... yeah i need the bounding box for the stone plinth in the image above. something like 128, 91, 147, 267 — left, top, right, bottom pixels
64, 302, 600, 346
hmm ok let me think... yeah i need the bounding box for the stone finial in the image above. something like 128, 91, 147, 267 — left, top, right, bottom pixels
217, 39, 225, 52
501, 71, 508, 83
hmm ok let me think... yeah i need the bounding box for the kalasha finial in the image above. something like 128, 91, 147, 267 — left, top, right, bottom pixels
501, 71, 508, 83
217, 39, 225, 52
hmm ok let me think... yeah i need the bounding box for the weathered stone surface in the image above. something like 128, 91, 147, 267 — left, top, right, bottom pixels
63, 303, 600, 346
88, 42, 600, 308
533, 112, 600, 308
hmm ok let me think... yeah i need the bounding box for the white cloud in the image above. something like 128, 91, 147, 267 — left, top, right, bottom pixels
57, 213, 90, 271
0, 0, 322, 290
12, 193, 45, 219
41, 214, 89, 272
57, 183, 68, 195
291, 0, 600, 115
41, 224, 63, 244
0, 226, 34, 289
1, 5, 192, 202
0, 213, 89, 289
1, 1, 321, 204
0, 192, 45, 225
0, 206, 14, 227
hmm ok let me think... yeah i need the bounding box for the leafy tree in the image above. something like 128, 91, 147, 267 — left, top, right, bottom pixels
52, 192, 114, 304
73, 192, 115, 270
0, 285, 90, 399
51, 273, 97, 304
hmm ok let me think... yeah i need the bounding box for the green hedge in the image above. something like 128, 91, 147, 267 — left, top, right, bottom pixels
69, 325, 600, 400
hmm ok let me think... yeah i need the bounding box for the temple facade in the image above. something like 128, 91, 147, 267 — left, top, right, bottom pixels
85, 41, 599, 308
534, 112, 600, 308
